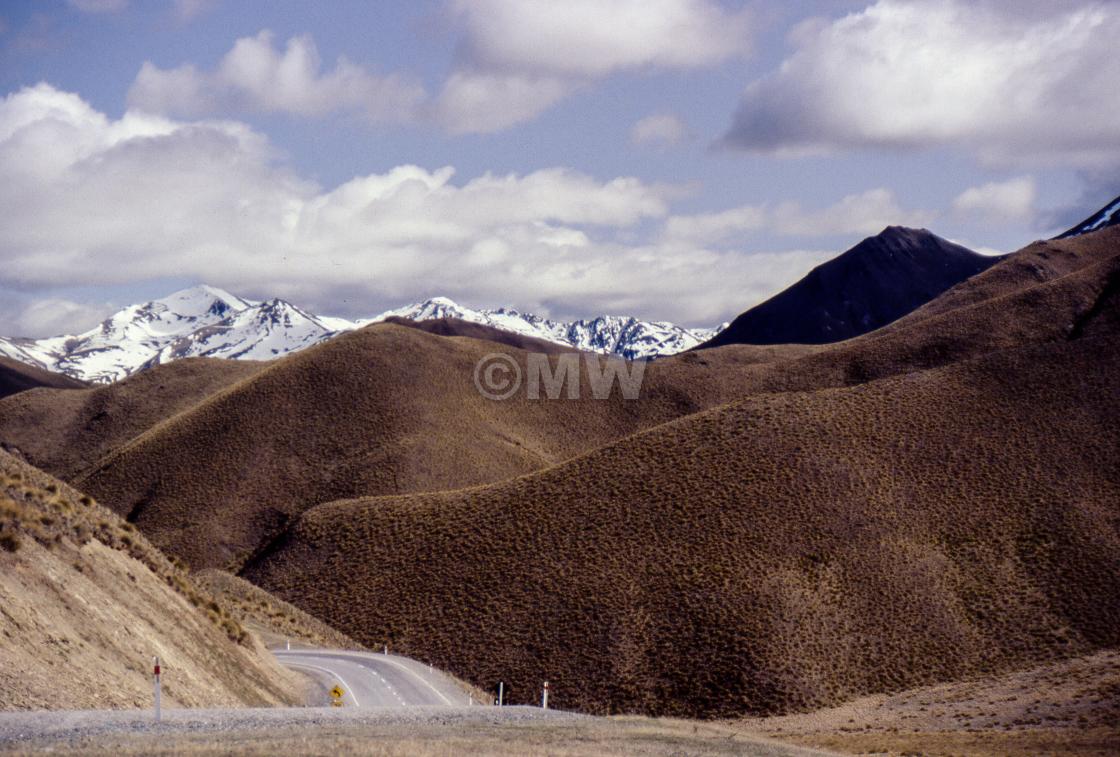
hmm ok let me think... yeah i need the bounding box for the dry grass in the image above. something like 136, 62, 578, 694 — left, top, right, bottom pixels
0, 357, 263, 480
233, 229, 1120, 719
0, 450, 301, 710
15, 229, 1114, 578
0, 712, 835, 756
193, 569, 359, 649
0, 355, 85, 400
0, 452, 249, 644
2, 228, 1118, 724
24, 323, 792, 571
743, 649, 1120, 755
244, 326, 1120, 720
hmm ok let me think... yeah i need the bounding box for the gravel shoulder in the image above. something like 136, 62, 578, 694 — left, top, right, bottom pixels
0, 706, 835, 756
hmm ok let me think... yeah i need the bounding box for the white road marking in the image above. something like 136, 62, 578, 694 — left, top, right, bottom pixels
296, 652, 456, 706
279, 659, 362, 707
277, 649, 460, 707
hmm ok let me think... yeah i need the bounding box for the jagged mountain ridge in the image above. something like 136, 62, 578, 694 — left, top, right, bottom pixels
0, 287, 721, 383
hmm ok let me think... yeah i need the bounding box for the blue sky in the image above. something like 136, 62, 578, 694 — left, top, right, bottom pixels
0, 0, 1117, 336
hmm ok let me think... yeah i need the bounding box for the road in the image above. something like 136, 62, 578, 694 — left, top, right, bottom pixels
273, 649, 475, 707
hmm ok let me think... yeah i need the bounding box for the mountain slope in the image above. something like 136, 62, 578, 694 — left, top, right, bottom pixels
144, 299, 348, 366
0, 356, 85, 400
239, 228, 1120, 718
701, 227, 1001, 347
245, 330, 1120, 720
0, 357, 265, 481
1057, 193, 1120, 239
59, 324, 779, 571
0, 450, 300, 710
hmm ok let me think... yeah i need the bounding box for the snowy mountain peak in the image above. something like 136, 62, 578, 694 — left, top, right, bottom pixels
0, 287, 723, 383
151, 285, 254, 318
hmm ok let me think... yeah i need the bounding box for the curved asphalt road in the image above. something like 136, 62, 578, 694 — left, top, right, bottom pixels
274, 649, 474, 708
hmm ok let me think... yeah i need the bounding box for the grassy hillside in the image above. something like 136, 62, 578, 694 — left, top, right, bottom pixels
0, 357, 263, 480
0, 356, 85, 400
0, 450, 300, 710
745, 648, 1120, 756
245, 333, 1120, 718
55, 324, 790, 570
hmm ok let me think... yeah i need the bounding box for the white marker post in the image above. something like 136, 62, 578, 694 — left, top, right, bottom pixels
285, 639, 290, 651
498, 681, 504, 707
383, 644, 388, 655
152, 656, 161, 723
542, 681, 549, 709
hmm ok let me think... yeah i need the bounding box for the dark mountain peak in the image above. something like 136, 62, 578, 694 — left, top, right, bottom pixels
701, 228, 1001, 348
839, 227, 986, 271
1056, 194, 1120, 239
878, 224, 930, 239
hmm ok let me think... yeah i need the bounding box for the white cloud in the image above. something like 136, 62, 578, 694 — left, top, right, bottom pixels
665, 188, 933, 244
770, 189, 934, 236
664, 205, 767, 245
722, 0, 1120, 167
2, 297, 115, 338
67, 0, 127, 13
952, 177, 1036, 221
129, 3, 752, 133
449, 0, 751, 78
128, 30, 425, 121
435, 0, 752, 133
631, 113, 689, 147
430, 72, 573, 134
0, 84, 842, 331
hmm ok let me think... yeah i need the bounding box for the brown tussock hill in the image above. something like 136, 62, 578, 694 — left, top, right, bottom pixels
0, 356, 85, 400
63, 323, 788, 570
0, 450, 299, 710
0, 357, 264, 480
745, 648, 1120, 756
244, 333, 1120, 719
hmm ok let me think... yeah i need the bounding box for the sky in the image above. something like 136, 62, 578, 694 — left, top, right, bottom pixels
1, 0, 1118, 336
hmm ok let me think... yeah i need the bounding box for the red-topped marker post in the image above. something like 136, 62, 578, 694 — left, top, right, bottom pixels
152, 656, 162, 723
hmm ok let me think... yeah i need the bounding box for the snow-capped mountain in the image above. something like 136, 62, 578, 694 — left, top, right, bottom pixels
142, 298, 351, 369
0, 286, 254, 383
0, 287, 723, 384
375, 296, 722, 361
